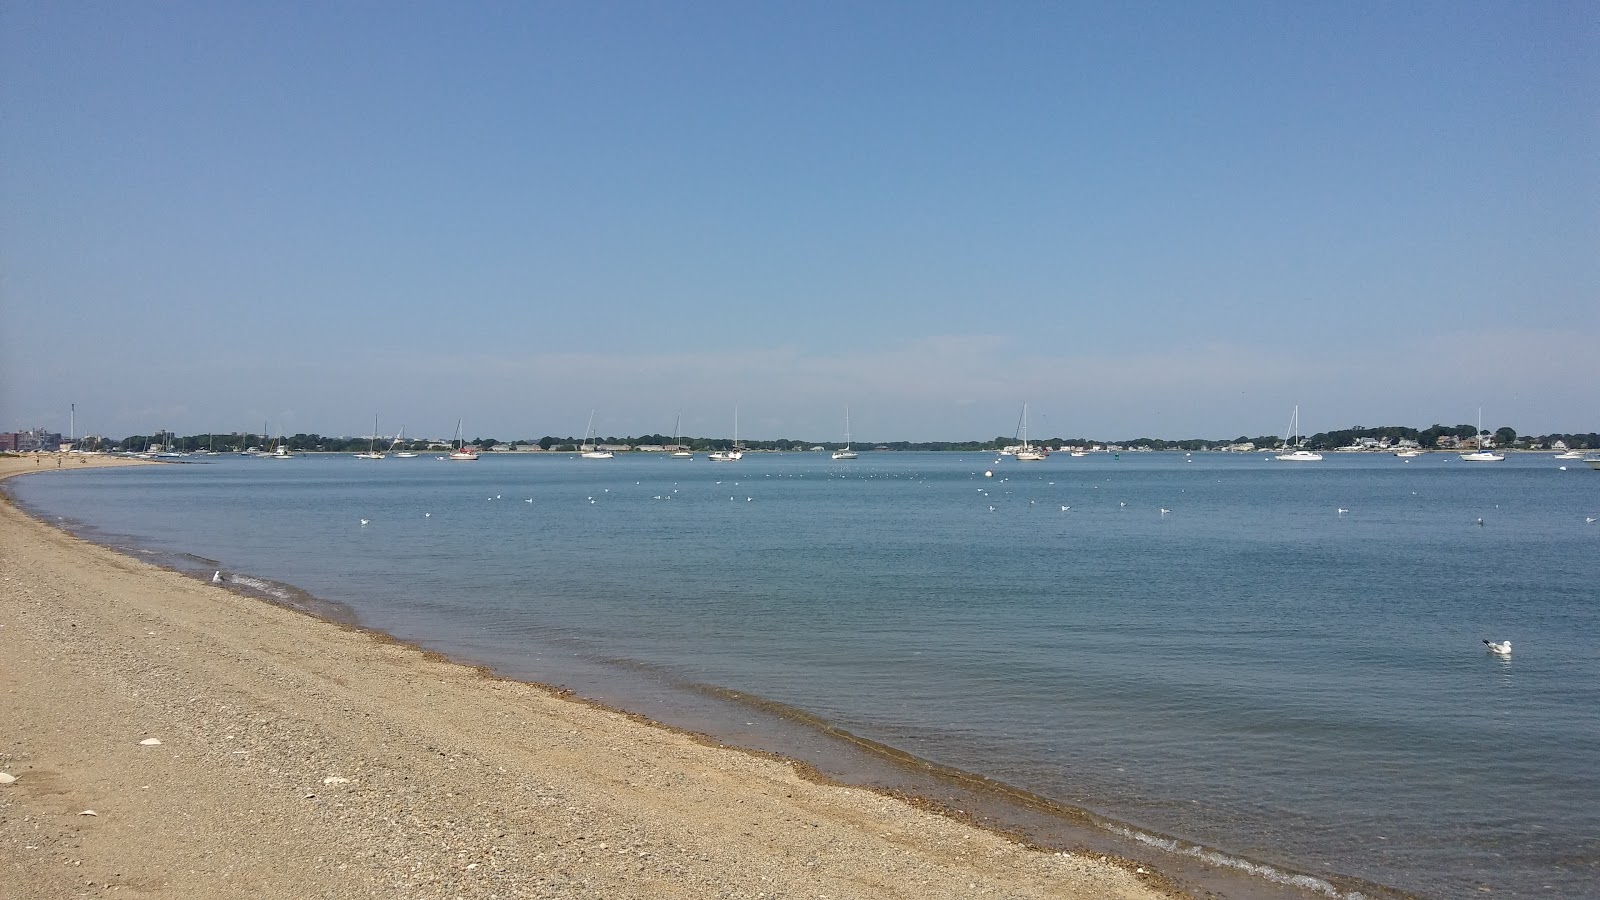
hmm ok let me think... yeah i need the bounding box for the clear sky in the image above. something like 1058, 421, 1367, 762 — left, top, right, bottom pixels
3, 2, 1595, 443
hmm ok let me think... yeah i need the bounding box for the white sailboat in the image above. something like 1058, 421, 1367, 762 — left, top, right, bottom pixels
709, 408, 743, 461
1014, 403, 1047, 461
394, 426, 418, 457
580, 410, 614, 459
670, 413, 693, 458
353, 415, 386, 459
832, 406, 858, 459
447, 420, 480, 460
1275, 406, 1323, 461
1461, 409, 1505, 462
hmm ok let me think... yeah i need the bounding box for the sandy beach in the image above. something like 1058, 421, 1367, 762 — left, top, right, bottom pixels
0, 454, 1181, 900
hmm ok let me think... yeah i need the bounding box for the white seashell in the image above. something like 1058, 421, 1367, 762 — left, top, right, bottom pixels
139, 738, 162, 746
322, 776, 350, 785
79, 809, 98, 816
0, 772, 16, 784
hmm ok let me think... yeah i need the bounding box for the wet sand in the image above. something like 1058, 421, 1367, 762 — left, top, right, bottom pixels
0, 454, 1180, 899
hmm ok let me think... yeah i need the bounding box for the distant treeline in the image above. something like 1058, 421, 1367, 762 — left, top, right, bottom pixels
92, 426, 1598, 454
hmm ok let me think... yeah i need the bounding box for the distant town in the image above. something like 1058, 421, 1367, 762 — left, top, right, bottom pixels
3, 423, 1596, 455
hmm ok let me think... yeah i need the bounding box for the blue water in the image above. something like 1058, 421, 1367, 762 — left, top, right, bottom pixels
12, 452, 1600, 898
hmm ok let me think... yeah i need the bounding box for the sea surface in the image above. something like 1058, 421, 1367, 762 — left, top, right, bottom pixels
10, 451, 1600, 898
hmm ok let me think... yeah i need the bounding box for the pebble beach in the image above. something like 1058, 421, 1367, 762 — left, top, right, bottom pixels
0, 455, 1178, 900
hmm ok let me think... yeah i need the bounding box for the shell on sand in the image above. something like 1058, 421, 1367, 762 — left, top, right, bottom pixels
0, 772, 17, 784
139, 738, 162, 746
322, 776, 351, 785
79, 809, 98, 816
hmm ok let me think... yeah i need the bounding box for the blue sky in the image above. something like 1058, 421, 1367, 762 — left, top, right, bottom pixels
3, 2, 1595, 442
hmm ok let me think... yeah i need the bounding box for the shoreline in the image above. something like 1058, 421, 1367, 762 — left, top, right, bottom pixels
1, 456, 1390, 899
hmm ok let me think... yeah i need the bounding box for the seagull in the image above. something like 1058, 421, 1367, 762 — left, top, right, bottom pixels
1119, 501, 1126, 508
424, 512, 431, 517
1483, 639, 1511, 656
1476, 518, 1484, 527
1587, 517, 1596, 524
1060, 505, 1070, 511
1337, 508, 1349, 515
360, 518, 369, 526
525, 498, 533, 503
212, 571, 223, 583
1160, 508, 1171, 516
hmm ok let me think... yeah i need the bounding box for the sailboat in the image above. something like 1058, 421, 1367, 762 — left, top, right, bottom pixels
1014, 403, 1047, 461
393, 426, 418, 457
1460, 409, 1505, 462
708, 408, 743, 461
354, 415, 386, 459
580, 410, 614, 459
1275, 406, 1323, 461
670, 413, 693, 458
447, 420, 480, 460
832, 406, 858, 459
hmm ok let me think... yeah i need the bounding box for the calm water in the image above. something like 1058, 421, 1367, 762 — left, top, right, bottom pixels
11, 452, 1600, 898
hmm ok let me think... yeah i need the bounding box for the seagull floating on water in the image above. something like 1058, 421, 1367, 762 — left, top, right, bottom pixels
1337, 508, 1349, 515
359, 518, 369, 526
1483, 639, 1511, 656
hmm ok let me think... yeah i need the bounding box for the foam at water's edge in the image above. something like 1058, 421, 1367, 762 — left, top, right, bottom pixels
1103, 825, 1366, 899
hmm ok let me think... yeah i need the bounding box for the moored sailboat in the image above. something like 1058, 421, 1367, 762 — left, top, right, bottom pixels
1460, 409, 1505, 462
447, 420, 480, 460
708, 408, 743, 461
832, 406, 858, 460
354, 415, 386, 459
580, 410, 614, 459
1275, 406, 1323, 461
1014, 403, 1047, 461
670, 413, 693, 458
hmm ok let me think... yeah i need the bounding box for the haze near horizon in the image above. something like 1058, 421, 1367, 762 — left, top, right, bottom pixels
3, 3, 1595, 442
